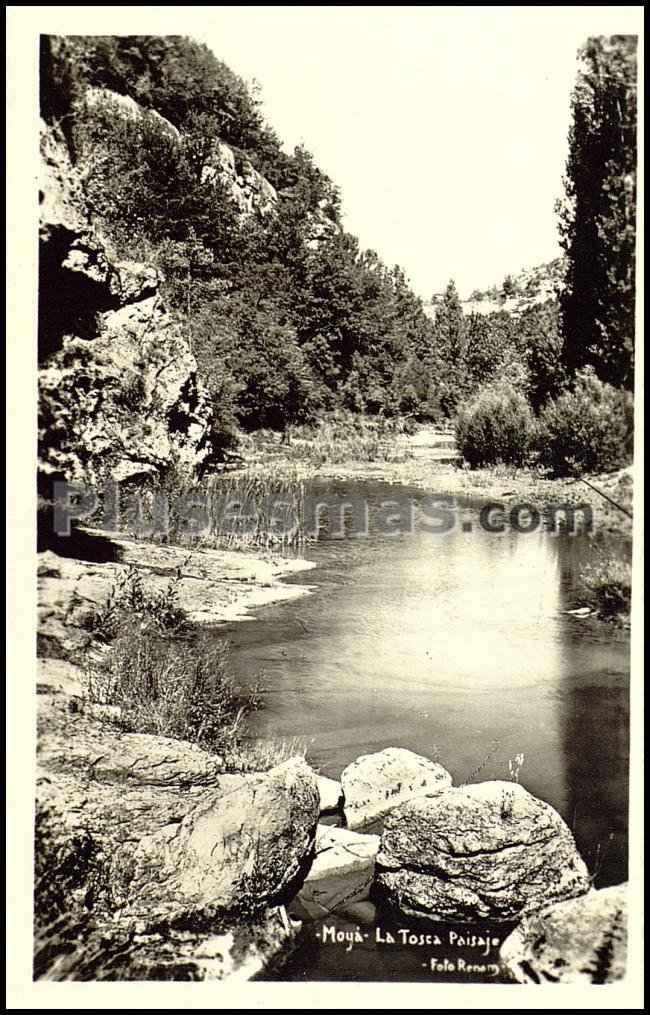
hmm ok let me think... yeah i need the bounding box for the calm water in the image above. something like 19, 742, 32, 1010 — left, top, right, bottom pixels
222, 479, 630, 982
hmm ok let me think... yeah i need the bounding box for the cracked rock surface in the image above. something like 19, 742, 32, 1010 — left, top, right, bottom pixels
500, 883, 628, 983
375, 780, 591, 923
38, 693, 319, 921
36, 689, 318, 979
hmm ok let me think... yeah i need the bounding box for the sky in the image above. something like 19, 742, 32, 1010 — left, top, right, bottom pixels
18, 6, 641, 300
192, 6, 640, 299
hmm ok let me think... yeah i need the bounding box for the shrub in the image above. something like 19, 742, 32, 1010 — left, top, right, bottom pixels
85, 566, 189, 643
84, 570, 257, 751
538, 368, 634, 476
87, 628, 256, 751
455, 382, 535, 468
578, 551, 632, 622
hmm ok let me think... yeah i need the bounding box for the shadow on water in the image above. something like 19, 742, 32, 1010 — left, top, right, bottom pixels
553, 534, 631, 887
221, 479, 630, 981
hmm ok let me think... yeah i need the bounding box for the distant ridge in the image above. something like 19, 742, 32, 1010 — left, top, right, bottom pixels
425, 258, 565, 320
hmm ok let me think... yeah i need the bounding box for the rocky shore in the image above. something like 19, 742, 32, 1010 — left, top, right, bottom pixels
38, 531, 315, 669
36, 536, 628, 987
35, 531, 319, 978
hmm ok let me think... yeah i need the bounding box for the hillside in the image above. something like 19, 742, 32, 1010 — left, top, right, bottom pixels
462, 259, 565, 317
39, 34, 450, 494
425, 259, 564, 321
38, 33, 633, 497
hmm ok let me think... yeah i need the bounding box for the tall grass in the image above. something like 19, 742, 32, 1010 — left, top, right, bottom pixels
244, 414, 414, 467
116, 466, 307, 555
82, 572, 304, 768
87, 627, 257, 751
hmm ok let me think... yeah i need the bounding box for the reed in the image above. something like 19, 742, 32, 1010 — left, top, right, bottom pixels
244, 415, 413, 468
203, 465, 307, 554
116, 465, 308, 555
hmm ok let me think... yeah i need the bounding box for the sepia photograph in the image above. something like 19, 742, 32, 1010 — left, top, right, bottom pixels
6, 5, 644, 1008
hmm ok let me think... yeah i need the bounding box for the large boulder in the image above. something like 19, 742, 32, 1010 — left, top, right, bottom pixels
38, 693, 319, 922
37, 905, 300, 982
34, 772, 303, 982
111, 757, 319, 923
500, 884, 628, 984
375, 781, 591, 923
341, 747, 452, 830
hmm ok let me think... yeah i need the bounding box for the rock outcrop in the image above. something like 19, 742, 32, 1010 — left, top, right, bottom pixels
202, 140, 278, 218
375, 781, 591, 923
37, 536, 314, 661
500, 883, 628, 984
39, 120, 223, 490
84, 86, 181, 142
340, 747, 452, 830
35, 689, 318, 979
84, 87, 278, 220
35, 766, 303, 981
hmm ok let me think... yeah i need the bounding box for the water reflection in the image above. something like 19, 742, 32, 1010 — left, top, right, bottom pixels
225, 480, 630, 896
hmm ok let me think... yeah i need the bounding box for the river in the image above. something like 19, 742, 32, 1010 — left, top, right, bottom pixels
223, 478, 630, 982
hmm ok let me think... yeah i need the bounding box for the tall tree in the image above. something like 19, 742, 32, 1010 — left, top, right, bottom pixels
432, 280, 467, 415
558, 36, 637, 389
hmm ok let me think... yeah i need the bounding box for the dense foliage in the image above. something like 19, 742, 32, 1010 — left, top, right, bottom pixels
558, 36, 637, 390
537, 368, 634, 476
455, 381, 536, 468
40, 34, 636, 477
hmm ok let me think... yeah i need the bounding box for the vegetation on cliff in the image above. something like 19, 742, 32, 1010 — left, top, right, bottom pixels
40, 32, 635, 482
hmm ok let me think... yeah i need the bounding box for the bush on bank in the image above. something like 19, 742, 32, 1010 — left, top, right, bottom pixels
536, 368, 634, 477
455, 381, 536, 468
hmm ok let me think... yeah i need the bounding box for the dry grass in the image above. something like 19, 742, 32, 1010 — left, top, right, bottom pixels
86, 628, 258, 752
83, 571, 260, 752
245, 415, 414, 468
223, 736, 309, 773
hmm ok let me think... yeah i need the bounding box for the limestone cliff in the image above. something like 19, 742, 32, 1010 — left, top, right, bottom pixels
38, 120, 225, 491
84, 86, 279, 220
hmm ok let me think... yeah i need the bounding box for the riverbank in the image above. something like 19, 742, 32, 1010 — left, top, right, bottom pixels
38, 531, 316, 670
240, 424, 634, 538
34, 428, 633, 980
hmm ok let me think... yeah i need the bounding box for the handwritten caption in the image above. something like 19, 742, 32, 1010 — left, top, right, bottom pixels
315, 924, 502, 977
